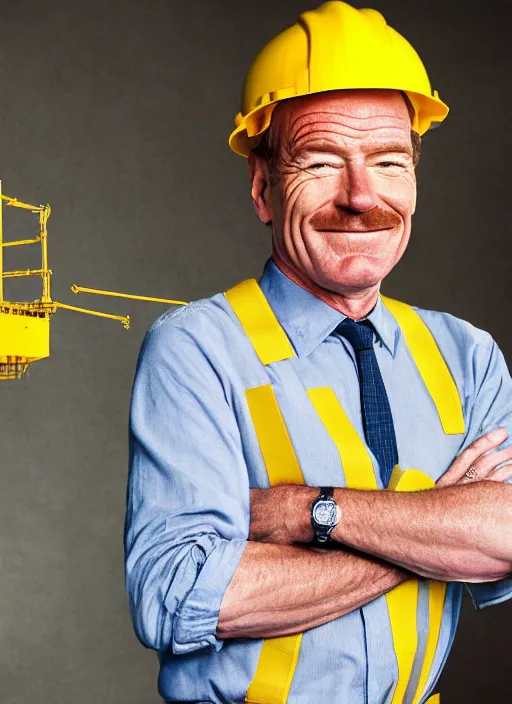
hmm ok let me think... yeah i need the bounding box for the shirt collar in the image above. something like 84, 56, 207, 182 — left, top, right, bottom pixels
258, 259, 399, 358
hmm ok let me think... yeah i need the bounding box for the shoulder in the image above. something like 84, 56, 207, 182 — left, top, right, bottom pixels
136, 289, 254, 384
144, 291, 238, 352
412, 305, 494, 352
407, 304, 502, 394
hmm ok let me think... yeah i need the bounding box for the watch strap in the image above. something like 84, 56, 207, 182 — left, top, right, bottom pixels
318, 486, 334, 500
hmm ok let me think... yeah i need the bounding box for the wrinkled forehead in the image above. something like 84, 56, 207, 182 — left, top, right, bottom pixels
271, 89, 413, 147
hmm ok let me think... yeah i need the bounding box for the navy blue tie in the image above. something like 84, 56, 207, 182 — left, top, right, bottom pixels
338, 318, 398, 487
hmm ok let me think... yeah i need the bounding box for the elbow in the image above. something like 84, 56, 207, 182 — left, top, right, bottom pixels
477, 512, 512, 580
132, 609, 168, 652
124, 519, 246, 654
125, 540, 209, 653
421, 551, 512, 583
457, 495, 512, 582
452, 536, 512, 582
494, 513, 512, 569
126, 570, 174, 652
461, 557, 512, 583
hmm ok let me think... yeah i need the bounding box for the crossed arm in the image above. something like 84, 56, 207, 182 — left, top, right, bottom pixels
217, 429, 512, 639
127, 324, 512, 652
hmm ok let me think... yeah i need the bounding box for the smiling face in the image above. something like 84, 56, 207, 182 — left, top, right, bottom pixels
249, 89, 418, 311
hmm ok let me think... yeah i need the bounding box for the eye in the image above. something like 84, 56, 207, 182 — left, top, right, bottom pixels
375, 160, 408, 170
305, 162, 340, 172
300, 158, 341, 173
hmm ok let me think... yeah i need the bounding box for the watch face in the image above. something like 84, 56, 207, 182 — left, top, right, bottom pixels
313, 500, 338, 526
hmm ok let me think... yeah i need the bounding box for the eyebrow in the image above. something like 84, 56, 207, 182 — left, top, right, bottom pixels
291, 139, 413, 158
370, 142, 413, 157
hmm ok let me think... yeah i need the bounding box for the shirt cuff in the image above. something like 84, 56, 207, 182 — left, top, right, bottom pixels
170, 538, 248, 654
465, 577, 512, 610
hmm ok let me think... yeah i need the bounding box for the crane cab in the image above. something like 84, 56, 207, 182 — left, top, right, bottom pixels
0, 185, 54, 379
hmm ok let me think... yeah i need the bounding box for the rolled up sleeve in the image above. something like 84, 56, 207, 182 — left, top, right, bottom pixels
463, 335, 512, 608
124, 308, 249, 653
171, 539, 247, 653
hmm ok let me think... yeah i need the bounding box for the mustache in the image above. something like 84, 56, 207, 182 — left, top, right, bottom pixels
309, 207, 401, 232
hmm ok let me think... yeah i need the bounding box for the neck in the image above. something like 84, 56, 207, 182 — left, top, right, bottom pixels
272, 256, 381, 321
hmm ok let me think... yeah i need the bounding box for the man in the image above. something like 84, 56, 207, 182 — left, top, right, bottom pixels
125, 3, 512, 703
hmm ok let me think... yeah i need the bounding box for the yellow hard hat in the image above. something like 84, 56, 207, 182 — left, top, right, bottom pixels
229, 1, 449, 157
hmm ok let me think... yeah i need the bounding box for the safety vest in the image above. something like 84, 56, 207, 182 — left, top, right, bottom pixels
224, 278, 465, 704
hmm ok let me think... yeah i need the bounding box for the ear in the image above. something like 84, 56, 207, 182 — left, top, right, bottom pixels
248, 153, 274, 225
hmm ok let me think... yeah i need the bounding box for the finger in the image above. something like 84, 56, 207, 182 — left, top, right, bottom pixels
484, 462, 512, 483
459, 427, 508, 467
439, 427, 508, 486
471, 445, 512, 479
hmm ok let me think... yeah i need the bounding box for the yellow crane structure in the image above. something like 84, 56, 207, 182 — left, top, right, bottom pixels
0, 181, 187, 380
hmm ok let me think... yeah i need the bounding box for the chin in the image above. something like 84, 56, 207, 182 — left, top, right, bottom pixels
312, 255, 391, 294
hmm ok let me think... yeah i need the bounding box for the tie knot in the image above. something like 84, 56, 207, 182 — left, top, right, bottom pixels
338, 318, 375, 351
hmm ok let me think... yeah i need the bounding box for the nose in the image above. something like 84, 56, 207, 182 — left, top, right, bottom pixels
335, 161, 378, 213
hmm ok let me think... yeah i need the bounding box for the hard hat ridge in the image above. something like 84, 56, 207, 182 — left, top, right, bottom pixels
229, 0, 449, 157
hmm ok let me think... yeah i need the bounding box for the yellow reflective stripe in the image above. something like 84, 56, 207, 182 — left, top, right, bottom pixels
245, 634, 303, 704
225, 279, 296, 365
246, 385, 305, 486
386, 468, 435, 704
381, 296, 465, 435
426, 695, 440, 704
390, 468, 446, 704
245, 383, 305, 703
389, 467, 435, 493
387, 464, 406, 491
411, 581, 447, 704
385, 580, 420, 704
307, 387, 378, 490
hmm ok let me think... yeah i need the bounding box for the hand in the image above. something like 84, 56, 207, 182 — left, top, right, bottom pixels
436, 427, 512, 488
249, 484, 316, 545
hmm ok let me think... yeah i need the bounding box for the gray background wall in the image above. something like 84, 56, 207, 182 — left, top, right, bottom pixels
0, 0, 510, 701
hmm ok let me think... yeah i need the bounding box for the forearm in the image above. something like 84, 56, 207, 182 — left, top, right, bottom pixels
332, 482, 512, 581
217, 541, 408, 639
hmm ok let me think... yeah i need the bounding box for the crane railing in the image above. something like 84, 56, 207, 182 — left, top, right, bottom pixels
0, 184, 52, 304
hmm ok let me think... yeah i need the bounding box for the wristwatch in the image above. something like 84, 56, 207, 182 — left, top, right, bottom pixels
310, 487, 340, 544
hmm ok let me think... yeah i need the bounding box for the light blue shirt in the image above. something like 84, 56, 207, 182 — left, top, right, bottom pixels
125, 258, 512, 704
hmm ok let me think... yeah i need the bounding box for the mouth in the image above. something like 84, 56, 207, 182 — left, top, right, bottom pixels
316, 227, 392, 234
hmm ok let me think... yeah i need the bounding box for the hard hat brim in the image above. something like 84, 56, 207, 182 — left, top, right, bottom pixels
229, 88, 449, 158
